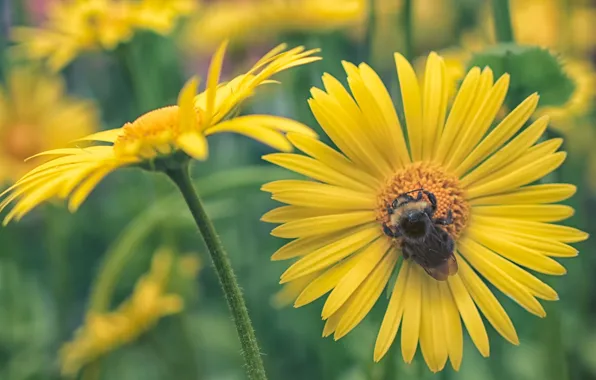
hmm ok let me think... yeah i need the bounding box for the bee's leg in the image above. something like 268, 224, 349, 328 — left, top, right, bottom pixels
383, 225, 402, 238
423, 190, 438, 213
401, 244, 412, 259
386, 204, 394, 215
434, 210, 453, 225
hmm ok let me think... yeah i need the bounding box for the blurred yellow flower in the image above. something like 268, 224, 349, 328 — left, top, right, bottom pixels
183, 0, 365, 52
536, 58, 596, 132
12, 0, 197, 71
60, 247, 195, 376
480, 0, 595, 56
0, 66, 97, 183
0, 42, 319, 224
263, 52, 586, 371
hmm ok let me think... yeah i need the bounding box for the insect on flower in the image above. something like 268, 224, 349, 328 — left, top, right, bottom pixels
383, 188, 458, 281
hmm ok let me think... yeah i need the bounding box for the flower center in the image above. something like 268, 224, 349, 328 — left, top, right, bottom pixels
3, 124, 42, 161
376, 162, 469, 239
113, 105, 200, 159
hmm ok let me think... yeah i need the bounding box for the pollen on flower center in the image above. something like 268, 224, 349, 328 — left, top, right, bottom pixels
376, 162, 470, 238
113, 105, 200, 158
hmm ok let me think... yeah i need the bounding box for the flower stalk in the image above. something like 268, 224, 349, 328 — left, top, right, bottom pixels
166, 163, 268, 380
491, 0, 514, 42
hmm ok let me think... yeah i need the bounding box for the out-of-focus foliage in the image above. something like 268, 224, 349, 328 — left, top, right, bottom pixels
0, 0, 595, 379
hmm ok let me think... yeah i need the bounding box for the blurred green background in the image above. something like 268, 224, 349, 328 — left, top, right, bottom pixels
0, 0, 595, 379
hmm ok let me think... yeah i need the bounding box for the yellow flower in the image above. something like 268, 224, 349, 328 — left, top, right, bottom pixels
536, 58, 596, 132
0, 66, 98, 183
12, 0, 196, 71
479, 0, 595, 56
0, 42, 319, 224
262, 52, 587, 371
127, 0, 197, 35
60, 247, 192, 376
183, 0, 365, 53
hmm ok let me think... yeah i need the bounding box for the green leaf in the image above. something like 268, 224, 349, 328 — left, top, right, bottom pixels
467, 44, 575, 108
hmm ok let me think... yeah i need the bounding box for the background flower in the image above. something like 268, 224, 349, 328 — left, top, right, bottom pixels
0, 65, 98, 183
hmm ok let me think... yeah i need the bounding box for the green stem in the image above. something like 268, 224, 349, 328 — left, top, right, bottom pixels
403, 0, 414, 60
166, 164, 267, 380
491, 0, 514, 43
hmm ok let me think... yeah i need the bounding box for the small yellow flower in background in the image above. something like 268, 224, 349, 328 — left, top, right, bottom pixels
12, 0, 197, 71
535, 59, 596, 132
127, 0, 197, 35
478, 0, 595, 56
263, 52, 587, 371
60, 247, 196, 376
0, 42, 319, 224
0, 66, 98, 183
183, 0, 365, 53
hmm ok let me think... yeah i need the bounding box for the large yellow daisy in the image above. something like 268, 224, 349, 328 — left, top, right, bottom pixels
262, 52, 588, 371
0, 42, 319, 224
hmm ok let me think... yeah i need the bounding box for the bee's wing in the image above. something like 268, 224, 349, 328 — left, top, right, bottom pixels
423, 255, 458, 281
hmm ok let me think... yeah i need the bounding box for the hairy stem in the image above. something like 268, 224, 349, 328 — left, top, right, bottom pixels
166, 164, 267, 380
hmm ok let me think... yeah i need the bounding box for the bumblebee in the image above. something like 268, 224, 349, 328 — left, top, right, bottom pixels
382, 188, 458, 281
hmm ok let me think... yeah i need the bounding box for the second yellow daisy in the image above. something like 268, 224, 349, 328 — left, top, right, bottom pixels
262, 52, 587, 371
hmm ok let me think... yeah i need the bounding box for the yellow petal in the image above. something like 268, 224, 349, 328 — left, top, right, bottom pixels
472, 204, 575, 222
287, 132, 382, 190
421, 52, 448, 161
343, 62, 407, 171
322, 238, 391, 318
374, 259, 409, 362
322, 300, 350, 337
458, 239, 546, 317
271, 212, 376, 238
272, 272, 321, 308
435, 67, 481, 164
466, 225, 567, 275
401, 264, 422, 363
446, 73, 510, 170
466, 152, 566, 199
73, 128, 123, 143
358, 63, 411, 167
261, 206, 336, 224
438, 282, 463, 371
478, 228, 578, 257
205, 120, 293, 152
334, 250, 397, 340
177, 132, 208, 160
67, 165, 116, 213
269, 182, 375, 210
469, 184, 577, 206
295, 254, 362, 307
394, 53, 423, 161
270, 229, 359, 261
471, 215, 588, 243
455, 93, 539, 177
420, 277, 448, 372
447, 274, 489, 357
461, 116, 550, 187
279, 227, 380, 282
308, 89, 392, 178
262, 153, 373, 193
177, 76, 199, 133
456, 254, 520, 344
204, 40, 229, 126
